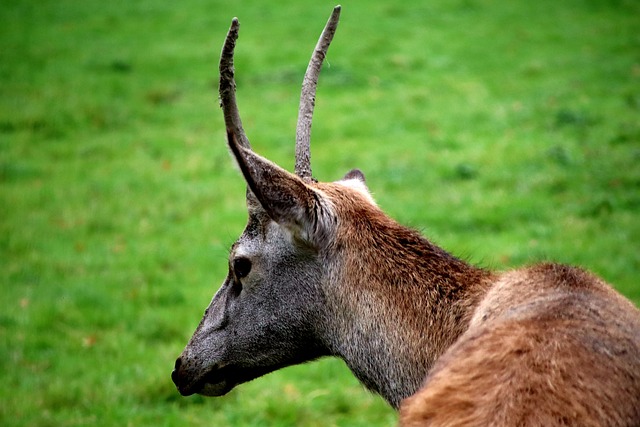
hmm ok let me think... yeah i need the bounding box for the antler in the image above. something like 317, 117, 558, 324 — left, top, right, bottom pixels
219, 18, 251, 149
295, 5, 342, 181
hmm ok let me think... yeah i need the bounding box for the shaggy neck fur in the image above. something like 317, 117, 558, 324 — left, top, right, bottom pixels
319, 184, 494, 408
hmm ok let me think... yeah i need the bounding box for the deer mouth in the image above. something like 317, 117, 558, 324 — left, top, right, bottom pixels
172, 363, 235, 397
173, 362, 277, 397
191, 366, 236, 397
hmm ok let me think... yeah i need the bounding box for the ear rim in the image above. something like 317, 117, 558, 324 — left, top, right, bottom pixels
342, 168, 366, 184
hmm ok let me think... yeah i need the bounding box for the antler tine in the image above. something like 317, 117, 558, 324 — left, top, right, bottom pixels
295, 5, 342, 181
219, 18, 251, 149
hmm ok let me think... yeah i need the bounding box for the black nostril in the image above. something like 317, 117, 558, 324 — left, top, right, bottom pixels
171, 358, 182, 386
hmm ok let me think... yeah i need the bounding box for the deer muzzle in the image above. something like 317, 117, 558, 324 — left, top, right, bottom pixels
171, 356, 233, 397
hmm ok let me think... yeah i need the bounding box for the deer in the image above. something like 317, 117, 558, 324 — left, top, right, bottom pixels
171, 6, 640, 426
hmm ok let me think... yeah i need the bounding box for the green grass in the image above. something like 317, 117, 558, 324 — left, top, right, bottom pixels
1, 0, 639, 425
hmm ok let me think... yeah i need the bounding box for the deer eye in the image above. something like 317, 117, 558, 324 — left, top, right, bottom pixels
233, 257, 252, 279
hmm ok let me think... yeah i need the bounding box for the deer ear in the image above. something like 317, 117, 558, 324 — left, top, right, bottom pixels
342, 168, 366, 183
228, 130, 335, 245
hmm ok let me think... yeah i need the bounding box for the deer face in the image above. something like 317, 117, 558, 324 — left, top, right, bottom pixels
171, 148, 375, 397
172, 7, 343, 397
172, 195, 331, 396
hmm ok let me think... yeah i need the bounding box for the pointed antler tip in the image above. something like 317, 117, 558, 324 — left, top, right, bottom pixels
228, 17, 239, 33
293, 6, 342, 180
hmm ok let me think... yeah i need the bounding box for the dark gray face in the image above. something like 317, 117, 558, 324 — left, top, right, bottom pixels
172, 207, 329, 396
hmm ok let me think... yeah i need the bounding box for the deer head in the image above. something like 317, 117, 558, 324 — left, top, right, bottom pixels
171, 6, 348, 398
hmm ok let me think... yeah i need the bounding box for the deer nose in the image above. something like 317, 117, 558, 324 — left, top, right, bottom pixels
171, 357, 183, 385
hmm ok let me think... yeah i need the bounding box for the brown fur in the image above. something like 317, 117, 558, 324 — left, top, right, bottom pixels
311, 183, 494, 406
399, 264, 640, 426
308, 183, 640, 422
316, 183, 640, 424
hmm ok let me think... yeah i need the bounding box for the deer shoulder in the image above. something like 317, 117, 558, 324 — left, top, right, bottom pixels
400, 263, 640, 426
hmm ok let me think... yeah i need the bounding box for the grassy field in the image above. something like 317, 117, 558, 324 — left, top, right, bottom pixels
1, 0, 639, 425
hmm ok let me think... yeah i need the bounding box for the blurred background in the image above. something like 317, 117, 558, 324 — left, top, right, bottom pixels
1, 0, 638, 425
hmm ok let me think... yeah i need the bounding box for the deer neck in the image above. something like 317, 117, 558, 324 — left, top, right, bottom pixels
323, 212, 494, 408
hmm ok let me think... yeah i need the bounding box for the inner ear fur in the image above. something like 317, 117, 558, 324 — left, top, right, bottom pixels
228, 130, 335, 245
